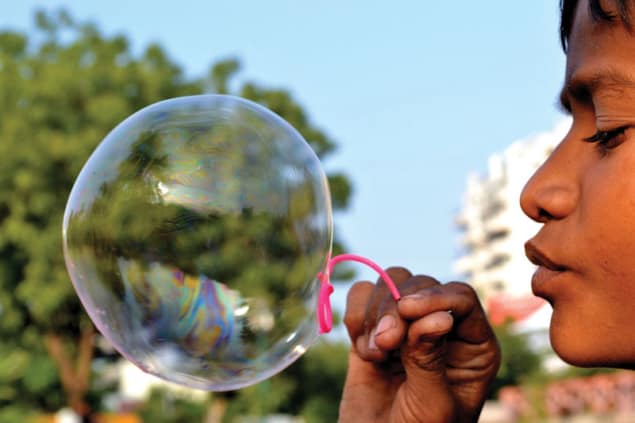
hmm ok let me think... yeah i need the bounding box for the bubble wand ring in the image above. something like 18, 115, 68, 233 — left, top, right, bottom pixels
317, 253, 401, 334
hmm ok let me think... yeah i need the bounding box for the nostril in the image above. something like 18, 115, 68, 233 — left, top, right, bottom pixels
519, 184, 539, 221
519, 194, 543, 223
538, 208, 554, 222
520, 182, 576, 223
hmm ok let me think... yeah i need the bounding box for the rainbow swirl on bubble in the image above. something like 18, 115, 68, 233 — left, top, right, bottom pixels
118, 258, 243, 358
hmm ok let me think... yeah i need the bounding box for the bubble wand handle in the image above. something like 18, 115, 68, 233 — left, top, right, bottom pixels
317, 253, 401, 334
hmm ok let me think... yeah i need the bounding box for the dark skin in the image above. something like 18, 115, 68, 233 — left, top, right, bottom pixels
339, 267, 501, 422
341, 1, 635, 421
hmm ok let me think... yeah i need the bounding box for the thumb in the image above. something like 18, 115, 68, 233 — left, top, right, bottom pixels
401, 310, 454, 390
390, 312, 457, 422
340, 349, 399, 422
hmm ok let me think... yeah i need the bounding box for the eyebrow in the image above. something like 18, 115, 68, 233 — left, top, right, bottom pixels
558, 67, 635, 114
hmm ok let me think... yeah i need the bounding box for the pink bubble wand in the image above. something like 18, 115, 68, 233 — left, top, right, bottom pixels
317, 253, 401, 334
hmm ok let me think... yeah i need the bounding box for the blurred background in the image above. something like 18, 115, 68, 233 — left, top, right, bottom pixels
1, 1, 632, 422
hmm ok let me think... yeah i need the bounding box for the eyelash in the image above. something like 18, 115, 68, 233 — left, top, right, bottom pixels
583, 126, 629, 155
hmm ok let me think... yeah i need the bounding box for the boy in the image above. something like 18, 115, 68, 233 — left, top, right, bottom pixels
339, 1, 635, 421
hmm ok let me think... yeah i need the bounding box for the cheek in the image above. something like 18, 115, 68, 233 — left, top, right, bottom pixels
554, 155, 635, 364
549, 276, 635, 367
581, 155, 635, 275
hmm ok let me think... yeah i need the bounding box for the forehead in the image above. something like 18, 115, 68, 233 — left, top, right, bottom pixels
566, 0, 635, 80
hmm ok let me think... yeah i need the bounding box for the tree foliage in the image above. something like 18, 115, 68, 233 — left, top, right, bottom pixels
136, 388, 209, 423
490, 322, 543, 397
0, 9, 352, 421
220, 340, 349, 423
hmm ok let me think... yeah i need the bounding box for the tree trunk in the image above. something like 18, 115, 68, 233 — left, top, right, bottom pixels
205, 397, 228, 423
45, 325, 95, 419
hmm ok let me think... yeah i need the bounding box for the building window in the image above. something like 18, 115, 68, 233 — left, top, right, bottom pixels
486, 229, 509, 242
485, 253, 509, 270
492, 281, 505, 291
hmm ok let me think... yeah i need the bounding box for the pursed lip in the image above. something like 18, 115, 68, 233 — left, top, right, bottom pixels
525, 242, 567, 271
525, 241, 568, 296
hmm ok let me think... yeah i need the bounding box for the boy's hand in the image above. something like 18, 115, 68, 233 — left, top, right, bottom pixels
339, 267, 501, 423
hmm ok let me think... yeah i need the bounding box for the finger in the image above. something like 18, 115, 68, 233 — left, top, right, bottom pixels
396, 314, 457, 421
343, 281, 375, 341
407, 311, 454, 346
349, 267, 411, 361
370, 297, 406, 353
343, 281, 389, 361
366, 267, 412, 351
365, 267, 413, 327
372, 274, 440, 352
370, 266, 413, 306
351, 269, 444, 361
398, 311, 454, 387
398, 281, 493, 344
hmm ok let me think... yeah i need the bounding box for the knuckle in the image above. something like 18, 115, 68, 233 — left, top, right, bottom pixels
345, 281, 374, 303
396, 274, 440, 296
446, 280, 477, 296
375, 295, 399, 317
411, 274, 441, 287
383, 266, 413, 284
343, 281, 375, 330
342, 311, 356, 330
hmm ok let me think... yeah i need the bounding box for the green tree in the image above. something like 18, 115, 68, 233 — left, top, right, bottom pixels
0, 9, 352, 422
220, 340, 349, 423
136, 388, 209, 423
490, 322, 543, 397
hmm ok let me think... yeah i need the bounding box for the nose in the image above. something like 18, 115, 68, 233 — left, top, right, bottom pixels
520, 139, 579, 223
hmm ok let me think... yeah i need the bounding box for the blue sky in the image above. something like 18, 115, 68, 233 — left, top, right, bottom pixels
2, 1, 568, 321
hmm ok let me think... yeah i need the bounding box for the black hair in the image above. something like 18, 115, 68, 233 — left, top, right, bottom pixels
560, 0, 632, 51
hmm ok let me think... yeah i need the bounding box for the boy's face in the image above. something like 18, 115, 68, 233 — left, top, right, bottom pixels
520, 0, 635, 367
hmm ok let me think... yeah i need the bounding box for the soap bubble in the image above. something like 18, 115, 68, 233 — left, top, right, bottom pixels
63, 95, 333, 391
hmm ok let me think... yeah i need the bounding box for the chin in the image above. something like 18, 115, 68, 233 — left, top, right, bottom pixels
550, 336, 598, 367
549, 321, 635, 369
548, 309, 606, 367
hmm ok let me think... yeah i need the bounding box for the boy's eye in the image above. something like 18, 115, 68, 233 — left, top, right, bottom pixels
583, 126, 629, 154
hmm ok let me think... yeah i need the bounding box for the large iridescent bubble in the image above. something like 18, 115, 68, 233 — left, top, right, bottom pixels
62, 95, 333, 391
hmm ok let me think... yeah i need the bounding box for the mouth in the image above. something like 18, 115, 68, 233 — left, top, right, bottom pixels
525, 242, 566, 271
525, 242, 568, 295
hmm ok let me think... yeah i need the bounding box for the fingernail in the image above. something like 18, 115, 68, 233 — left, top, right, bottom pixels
375, 315, 396, 336
400, 294, 424, 301
368, 315, 395, 351
368, 329, 378, 350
